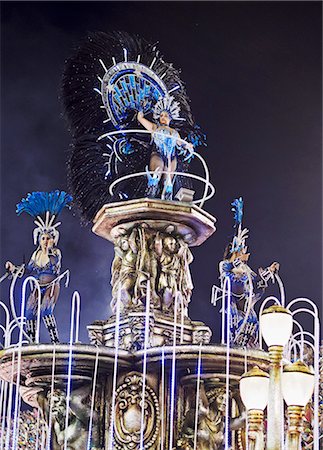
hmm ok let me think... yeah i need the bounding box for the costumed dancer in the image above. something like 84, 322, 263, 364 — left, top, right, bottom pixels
4, 191, 72, 343
137, 95, 194, 199
219, 198, 279, 347
62, 31, 206, 223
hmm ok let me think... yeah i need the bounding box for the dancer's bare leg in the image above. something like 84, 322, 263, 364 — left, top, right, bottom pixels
149, 153, 164, 172
146, 153, 164, 198
162, 157, 177, 200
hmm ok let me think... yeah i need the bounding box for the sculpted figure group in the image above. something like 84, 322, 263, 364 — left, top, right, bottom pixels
111, 224, 193, 316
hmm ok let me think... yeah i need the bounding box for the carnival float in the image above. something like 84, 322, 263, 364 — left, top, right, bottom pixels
0, 31, 321, 450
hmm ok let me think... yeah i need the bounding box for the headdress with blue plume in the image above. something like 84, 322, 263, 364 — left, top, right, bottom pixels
16, 191, 72, 245
153, 95, 182, 122
231, 197, 243, 227
230, 197, 249, 254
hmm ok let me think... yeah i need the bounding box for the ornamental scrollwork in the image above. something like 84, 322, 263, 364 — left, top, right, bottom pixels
112, 372, 160, 450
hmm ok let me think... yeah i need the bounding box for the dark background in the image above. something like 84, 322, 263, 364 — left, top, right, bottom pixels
1, 1, 322, 343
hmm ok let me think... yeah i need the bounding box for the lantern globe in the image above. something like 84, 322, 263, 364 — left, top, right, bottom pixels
260, 305, 293, 347
282, 360, 315, 407
239, 366, 270, 411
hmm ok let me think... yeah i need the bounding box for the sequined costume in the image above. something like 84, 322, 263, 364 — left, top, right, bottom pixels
7, 190, 72, 344
152, 126, 180, 163
217, 198, 279, 348
25, 251, 61, 320
220, 258, 259, 348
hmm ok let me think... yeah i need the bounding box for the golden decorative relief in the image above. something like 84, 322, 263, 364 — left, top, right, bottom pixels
113, 373, 160, 449
111, 224, 193, 316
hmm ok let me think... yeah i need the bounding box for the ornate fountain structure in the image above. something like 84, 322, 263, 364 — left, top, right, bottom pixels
0, 31, 321, 450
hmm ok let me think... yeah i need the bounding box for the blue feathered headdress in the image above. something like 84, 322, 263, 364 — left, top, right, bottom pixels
231, 197, 243, 227
16, 191, 72, 245
16, 191, 72, 218
230, 197, 249, 254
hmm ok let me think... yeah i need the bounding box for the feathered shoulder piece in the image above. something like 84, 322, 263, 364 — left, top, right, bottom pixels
230, 197, 249, 254
16, 191, 72, 245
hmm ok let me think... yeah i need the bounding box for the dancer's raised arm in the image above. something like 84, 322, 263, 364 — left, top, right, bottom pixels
137, 111, 156, 132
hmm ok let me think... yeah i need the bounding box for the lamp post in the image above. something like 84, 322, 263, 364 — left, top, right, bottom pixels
259, 305, 293, 450
240, 366, 270, 450
282, 360, 315, 450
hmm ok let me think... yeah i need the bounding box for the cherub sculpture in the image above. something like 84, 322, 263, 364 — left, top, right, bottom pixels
216, 198, 279, 347
137, 96, 194, 200
4, 191, 71, 343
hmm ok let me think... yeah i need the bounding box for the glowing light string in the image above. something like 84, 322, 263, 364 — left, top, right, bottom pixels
63, 291, 81, 450
168, 291, 178, 450
87, 346, 100, 450
223, 275, 231, 450
4, 350, 15, 450
193, 343, 202, 450
98, 128, 213, 207
46, 343, 56, 450
12, 277, 39, 450
140, 281, 151, 450
160, 346, 165, 450
287, 299, 320, 450
108, 285, 121, 450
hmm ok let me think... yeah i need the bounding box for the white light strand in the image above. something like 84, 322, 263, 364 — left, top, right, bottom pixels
108, 285, 121, 450
140, 282, 151, 449
87, 347, 100, 450
168, 292, 178, 450
99, 59, 108, 72
193, 343, 202, 450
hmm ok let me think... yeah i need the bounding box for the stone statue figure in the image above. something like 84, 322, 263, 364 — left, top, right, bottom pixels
176, 384, 225, 450
133, 224, 159, 304
111, 225, 159, 312
206, 386, 227, 443
38, 385, 101, 450
155, 233, 179, 309
111, 229, 139, 311
155, 233, 193, 314
177, 238, 194, 316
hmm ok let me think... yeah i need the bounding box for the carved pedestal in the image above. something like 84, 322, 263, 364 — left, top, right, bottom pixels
88, 310, 212, 351
92, 200, 215, 318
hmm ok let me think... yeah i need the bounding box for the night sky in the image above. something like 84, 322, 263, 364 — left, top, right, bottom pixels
0, 1, 322, 343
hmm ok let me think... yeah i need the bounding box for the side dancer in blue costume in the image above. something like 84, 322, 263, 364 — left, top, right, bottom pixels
219, 198, 279, 347
5, 191, 72, 343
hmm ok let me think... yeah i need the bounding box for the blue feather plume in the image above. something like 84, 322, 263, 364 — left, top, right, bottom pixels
231, 197, 243, 227
16, 191, 73, 218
